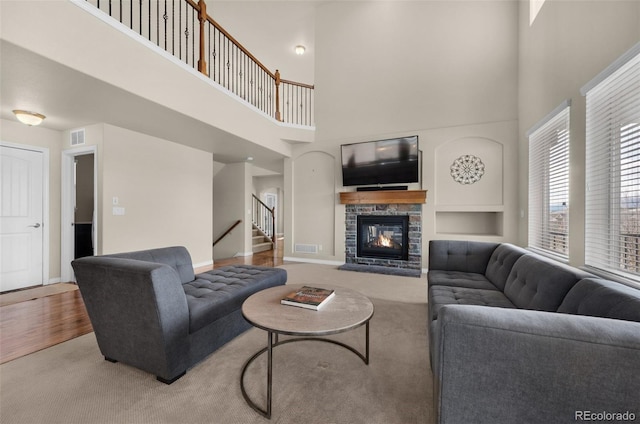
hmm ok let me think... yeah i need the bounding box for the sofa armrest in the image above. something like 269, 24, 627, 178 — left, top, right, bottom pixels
72, 257, 190, 381
434, 305, 640, 424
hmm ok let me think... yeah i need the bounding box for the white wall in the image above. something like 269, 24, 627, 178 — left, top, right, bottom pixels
1, 119, 214, 281
313, 1, 518, 141
212, 1, 315, 84
213, 162, 252, 260
285, 1, 520, 265
518, 0, 640, 266
99, 125, 213, 266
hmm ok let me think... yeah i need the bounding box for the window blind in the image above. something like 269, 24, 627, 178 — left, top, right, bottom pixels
528, 104, 570, 259
584, 47, 640, 281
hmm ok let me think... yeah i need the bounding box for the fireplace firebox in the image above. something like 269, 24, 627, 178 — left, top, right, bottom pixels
357, 215, 409, 261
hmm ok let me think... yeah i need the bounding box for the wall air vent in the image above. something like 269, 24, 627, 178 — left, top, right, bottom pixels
294, 243, 319, 254
71, 129, 85, 146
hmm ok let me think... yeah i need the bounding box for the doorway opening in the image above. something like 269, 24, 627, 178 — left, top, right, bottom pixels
61, 146, 97, 282
74, 154, 94, 259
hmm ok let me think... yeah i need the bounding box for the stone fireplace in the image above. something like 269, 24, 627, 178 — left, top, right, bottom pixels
357, 215, 409, 261
340, 190, 426, 276
344, 203, 422, 273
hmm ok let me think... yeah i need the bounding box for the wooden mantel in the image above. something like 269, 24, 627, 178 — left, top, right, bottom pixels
339, 190, 427, 205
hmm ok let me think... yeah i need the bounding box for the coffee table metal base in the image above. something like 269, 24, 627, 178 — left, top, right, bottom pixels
240, 322, 370, 419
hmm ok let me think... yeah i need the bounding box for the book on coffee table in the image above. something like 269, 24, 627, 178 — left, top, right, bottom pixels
280, 286, 335, 311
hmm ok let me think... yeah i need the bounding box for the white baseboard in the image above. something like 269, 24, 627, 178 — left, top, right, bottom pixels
234, 251, 254, 257
193, 260, 214, 273
283, 256, 345, 267
193, 260, 214, 269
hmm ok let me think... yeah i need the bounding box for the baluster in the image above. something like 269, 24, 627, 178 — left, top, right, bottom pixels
155, 0, 159, 45
275, 70, 281, 122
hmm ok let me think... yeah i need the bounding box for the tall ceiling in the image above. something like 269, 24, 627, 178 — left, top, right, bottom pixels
212, 1, 316, 84
0, 1, 317, 174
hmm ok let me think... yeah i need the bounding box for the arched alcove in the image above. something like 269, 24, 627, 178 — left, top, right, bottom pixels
292, 151, 335, 255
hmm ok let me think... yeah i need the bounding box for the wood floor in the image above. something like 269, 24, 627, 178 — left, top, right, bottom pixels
0, 241, 285, 364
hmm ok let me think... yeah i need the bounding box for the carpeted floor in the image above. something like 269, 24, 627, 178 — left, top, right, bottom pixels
0, 263, 433, 424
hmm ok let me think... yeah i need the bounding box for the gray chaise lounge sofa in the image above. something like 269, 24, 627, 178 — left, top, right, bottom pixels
72, 246, 287, 384
428, 240, 640, 424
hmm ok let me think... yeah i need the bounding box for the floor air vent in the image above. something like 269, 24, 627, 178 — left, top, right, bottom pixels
71, 129, 85, 146
294, 244, 319, 254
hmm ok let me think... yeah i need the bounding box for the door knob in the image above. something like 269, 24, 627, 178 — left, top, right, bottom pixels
28, 223, 41, 228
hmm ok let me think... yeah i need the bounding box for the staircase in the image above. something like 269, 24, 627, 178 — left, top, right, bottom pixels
252, 225, 273, 253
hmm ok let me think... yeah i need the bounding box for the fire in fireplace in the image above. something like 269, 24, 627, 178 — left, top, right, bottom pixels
357, 215, 409, 261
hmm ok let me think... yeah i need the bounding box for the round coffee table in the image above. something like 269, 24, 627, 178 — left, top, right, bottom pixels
240, 284, 374, 419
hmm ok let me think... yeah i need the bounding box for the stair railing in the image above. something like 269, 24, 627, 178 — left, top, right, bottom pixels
213, 219, 242, 247
84, 0, 314, 127
252, 195, 275, 243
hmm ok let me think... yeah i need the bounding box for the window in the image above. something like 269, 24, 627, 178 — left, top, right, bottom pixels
582, 44, 640, 281
527, 102, 571, 259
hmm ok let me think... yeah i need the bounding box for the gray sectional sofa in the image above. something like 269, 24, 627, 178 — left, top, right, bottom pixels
428, 240, 640, 424
72, 246, 287, 384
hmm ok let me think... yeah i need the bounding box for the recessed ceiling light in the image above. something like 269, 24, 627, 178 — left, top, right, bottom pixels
246, 156, 254, 161
295, 45, 306, 55
13, 109, 46, 126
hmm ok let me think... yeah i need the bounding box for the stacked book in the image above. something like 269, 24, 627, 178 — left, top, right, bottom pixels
280, 286, 335, 311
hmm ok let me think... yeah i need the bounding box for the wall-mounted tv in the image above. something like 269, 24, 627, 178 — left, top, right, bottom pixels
341, 136, 419, 187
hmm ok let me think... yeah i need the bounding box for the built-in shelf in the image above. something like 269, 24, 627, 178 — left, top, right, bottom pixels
435, 211, 503, 237
339, 190, 427, 205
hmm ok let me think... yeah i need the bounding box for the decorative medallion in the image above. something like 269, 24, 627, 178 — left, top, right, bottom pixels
450, 155, 485, 185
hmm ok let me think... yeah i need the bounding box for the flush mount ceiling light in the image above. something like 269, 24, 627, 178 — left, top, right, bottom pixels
295, 45, 306, 55
13, 110, 46, 126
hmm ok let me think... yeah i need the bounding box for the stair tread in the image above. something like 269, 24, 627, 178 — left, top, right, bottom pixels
252, 242, 273, 253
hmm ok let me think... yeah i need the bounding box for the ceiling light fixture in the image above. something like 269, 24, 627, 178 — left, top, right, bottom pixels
295, 45, 306, 55
13, 110, 46, 126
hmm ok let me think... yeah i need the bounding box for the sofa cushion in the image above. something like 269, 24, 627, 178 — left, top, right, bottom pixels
184, 265, 287, 333
427, 270, 498, 290
503, 255, 592, 311
428, 285, 516, 321
106, 246, 196, 284
484, 243, 529, 291
429, 240, 499, 274
558, 278, 640, 323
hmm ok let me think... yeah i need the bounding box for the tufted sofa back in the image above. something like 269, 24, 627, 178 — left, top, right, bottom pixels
104, 246, 196, 284
428, 240, 499, 274
503, 255, 593, 311
485, 243, 529, 291
558, 278, 640, 323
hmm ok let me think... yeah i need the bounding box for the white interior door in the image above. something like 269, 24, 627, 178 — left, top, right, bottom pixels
0, 145, 44, 292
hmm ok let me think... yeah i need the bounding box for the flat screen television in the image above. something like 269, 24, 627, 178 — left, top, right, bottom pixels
341, 136, 419, 187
